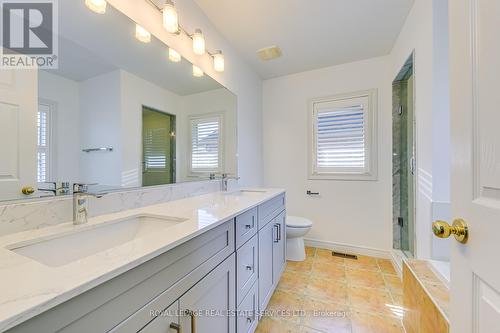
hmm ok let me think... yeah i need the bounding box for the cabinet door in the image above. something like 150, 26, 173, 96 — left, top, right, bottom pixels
272, 211, 286, 283
258, 220, 274, 311
139, 301, 179, 333
179, 254, 236, 333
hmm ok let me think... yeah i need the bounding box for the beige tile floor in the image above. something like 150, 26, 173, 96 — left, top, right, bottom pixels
255, 247, 405, 333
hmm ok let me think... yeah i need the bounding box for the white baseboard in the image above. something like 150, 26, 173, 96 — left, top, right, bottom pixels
304, 238, 392, 259
390, 250, 404, 277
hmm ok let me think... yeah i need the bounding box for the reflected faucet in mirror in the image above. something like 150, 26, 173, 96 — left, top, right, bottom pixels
73, 183, 107, 225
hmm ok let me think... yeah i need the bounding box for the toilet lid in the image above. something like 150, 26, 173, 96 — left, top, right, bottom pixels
287, 216, 313, 228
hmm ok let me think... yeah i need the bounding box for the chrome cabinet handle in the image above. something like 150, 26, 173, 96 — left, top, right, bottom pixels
185, 310, 196, 333
273, 223, 279, 243
169, 322, 181, 332
246, 265, 253, 271
277, 222, 281, 241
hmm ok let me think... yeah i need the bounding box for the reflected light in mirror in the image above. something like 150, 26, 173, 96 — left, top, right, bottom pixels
213, 50, 224, 72
85, 0, 107, 14
135, 24, 151, 43
192, 29, 205, 55
168, 48, 181, 62
163, 1, 179, 33
192, 65, 204, 77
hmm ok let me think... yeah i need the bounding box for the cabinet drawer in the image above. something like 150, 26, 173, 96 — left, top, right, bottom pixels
258, 194, 285, 229
235, 207, 258, 249
237, 281, 258, 333
236, 234, 258, 306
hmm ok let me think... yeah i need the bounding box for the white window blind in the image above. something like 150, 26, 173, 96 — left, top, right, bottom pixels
316, 106, 366, 169
310, 90, 377, 180
190, 115, 222, 172
37, 103, 51, 183
144, 128, 168, 170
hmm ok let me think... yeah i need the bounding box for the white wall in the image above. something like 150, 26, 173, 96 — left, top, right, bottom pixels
390, 0, 450, 260
263, 56, 393, 252
107, 0, 263, 187
79, 70, 123, 186
178, 88, 238, 182
38, 71, 80, 183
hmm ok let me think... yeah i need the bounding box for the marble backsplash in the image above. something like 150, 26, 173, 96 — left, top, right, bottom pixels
0, 180, 227, 236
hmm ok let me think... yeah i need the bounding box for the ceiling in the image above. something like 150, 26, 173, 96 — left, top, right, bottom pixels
194, 0, 414, 79
49, 0, 222, 96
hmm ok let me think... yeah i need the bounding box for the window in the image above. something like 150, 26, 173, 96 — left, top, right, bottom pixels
309, 90, 377, 180
143, 128, 168, 170
37, 102, 52, 183
189, 114, 223, 174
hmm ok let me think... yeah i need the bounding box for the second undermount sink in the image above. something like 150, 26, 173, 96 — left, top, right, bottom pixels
7, 214, 187, 267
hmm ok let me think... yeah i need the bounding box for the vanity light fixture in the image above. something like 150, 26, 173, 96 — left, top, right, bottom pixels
162, 0, 179, 33
168, 48, 181, 62
192, 29, 205, 55
192, 65, 204, 77
135, 24, 151, 43
213, 50, 224, 72
85, 0, 107, 14
146, 1, 227, 73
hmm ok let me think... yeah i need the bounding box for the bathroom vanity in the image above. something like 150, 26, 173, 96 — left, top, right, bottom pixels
0, 190, 286, 333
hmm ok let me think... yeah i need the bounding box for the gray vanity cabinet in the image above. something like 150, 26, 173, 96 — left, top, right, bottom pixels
257, 194, 286, 312
5, 193, 286, 333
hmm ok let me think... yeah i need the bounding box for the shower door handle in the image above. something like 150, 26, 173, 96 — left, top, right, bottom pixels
409, 157, 416, 175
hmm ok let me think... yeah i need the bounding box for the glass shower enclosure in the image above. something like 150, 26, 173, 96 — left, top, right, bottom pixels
392, 55, 416, 257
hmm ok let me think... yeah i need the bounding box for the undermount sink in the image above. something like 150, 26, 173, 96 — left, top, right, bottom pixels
7, 214, 187, 267
224, 189, 267, 196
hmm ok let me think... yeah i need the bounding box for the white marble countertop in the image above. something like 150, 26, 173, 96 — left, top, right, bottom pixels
0, 188, 285, 332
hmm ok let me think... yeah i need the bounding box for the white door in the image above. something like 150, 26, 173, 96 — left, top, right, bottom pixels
0, 69, 37, 200
449, 0, 500, 331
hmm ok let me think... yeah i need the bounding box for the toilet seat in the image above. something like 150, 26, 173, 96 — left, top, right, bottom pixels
287, 216, 313, 228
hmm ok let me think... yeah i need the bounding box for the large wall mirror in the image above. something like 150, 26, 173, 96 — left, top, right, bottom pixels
0, 1, 237, 202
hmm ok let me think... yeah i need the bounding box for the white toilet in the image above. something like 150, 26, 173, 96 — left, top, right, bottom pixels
286, 216, 313, 261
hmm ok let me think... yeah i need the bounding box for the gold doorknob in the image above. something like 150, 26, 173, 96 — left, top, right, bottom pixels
432, 219, 469, 244
21, 186, 35, 195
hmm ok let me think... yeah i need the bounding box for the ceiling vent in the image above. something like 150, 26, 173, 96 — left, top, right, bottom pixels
257, 46, 282, 61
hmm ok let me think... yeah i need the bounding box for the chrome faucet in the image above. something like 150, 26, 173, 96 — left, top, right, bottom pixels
73, 183, 106, 225
221, 173, 240, 192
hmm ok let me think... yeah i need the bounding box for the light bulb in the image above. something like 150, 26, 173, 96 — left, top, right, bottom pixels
192, 29, 205, 55
135, 24, 151, 43
168, 48, 181, 62
192, 65, 204, 77
85, 0, 107, 14
162, 1, 179, 33
213, 50, 224, 72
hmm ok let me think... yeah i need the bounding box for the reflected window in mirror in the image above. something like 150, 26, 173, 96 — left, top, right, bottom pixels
189, 114, 223, 175
37, 101, 54, 183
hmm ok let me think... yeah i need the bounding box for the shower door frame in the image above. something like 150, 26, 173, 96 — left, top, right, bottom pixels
392, 51, 418, 258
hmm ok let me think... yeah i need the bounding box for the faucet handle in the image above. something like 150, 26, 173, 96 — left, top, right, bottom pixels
73, 183, 98, 193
